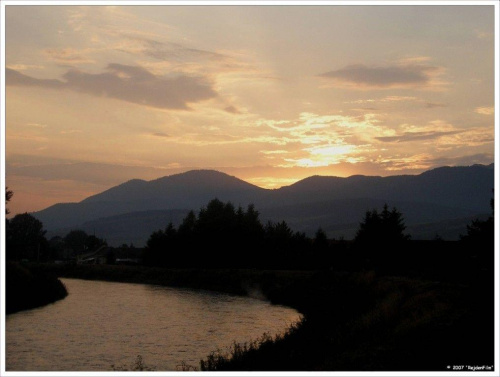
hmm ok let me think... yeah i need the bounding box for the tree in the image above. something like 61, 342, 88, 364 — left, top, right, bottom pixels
5, 187, 13, 215
354, 204, 410, 272
85, 235, 107, 250
64, 230, 89, 254
461, 197, 494, 267
355, 204, 410, 244
462, 197, 494, 243
6, 213, 47, 261
313, 228, 328, 250
178, 210, 197, 237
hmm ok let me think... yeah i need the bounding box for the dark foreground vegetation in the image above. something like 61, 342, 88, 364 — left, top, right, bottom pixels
6, 262, 68, 314
5, 189, 495, 370
202, 272, 494, 371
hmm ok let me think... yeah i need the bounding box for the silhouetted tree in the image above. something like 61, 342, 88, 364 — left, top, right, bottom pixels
6, 213, 47, 261
48, 236, 66, 260
85, 234, 107, 250
64, 230, 89, 255
354, 204, 410, 272
144, 222, 179, 266
461, 197, 494, 268
5, 187, 13, 215
145, 198, 319, 270
178, 210, 196, 237
312, 228, 330, 269
313, 228, 328, 250
355, 204, 409, 244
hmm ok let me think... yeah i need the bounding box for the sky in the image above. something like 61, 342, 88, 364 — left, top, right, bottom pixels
3, 2, 497, 215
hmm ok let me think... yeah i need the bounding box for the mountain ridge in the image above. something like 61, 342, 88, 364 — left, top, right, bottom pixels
33, 164, 494, 244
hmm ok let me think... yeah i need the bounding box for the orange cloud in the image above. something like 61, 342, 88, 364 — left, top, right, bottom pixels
474, 107, 494, 115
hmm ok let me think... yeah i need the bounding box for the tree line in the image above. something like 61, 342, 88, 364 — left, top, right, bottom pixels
143, 199, 327, 269
5, 188, 107, 262
5, 187, 494, 276
142, 198, 411, 270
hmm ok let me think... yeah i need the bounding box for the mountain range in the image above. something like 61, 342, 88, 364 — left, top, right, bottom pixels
33, 164, 494, 246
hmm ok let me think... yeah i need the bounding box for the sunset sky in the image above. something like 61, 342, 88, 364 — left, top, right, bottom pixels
3, 3, 497, 215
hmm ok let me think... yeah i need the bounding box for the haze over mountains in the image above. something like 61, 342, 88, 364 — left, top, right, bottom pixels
33, 164, 494, 246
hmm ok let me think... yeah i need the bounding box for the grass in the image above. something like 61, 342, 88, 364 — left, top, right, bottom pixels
199, 272, 494, 371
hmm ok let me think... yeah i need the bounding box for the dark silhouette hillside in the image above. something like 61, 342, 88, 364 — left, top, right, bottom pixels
275, 164, 493, 211
36, 170, 267, 230
33, 164, 494, 246
81, 170, 265, 205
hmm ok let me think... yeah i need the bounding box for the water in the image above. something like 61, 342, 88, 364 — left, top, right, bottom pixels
6, 278, 301, 371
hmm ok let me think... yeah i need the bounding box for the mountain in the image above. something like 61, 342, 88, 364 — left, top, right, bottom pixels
36, 170, 266, 230
34, 164, 494, 245
271, 164, 494, 211
45, 209, 191, 247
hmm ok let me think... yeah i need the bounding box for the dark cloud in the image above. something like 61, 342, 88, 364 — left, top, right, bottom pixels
224, 105, 241, 114
348, 107, 379, 113
425, 102, 447, 108
6, 157, 184, 186
148, 40, 226, 62
429, 154, 494, 167
375, 130, 461, 143
118, 36, 229, 63
7, 64, 217, 110
152, 132, 170, 138
6, 68, 65, 88
319, 63, 441, 89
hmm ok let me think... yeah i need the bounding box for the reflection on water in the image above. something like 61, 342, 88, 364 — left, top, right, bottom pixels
6, 278, 301, 371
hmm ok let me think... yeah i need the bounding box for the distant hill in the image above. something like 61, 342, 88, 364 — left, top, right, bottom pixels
45, 209, 191, 247
35, 164, 494, 246
36, 170, 267, 230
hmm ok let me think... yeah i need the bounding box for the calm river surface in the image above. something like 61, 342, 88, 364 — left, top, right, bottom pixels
6, 278, 301, 371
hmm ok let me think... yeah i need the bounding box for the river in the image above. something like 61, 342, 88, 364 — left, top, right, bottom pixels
6, 278, 301, 371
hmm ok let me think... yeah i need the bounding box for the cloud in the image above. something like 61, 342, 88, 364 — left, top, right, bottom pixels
375, 121, 463, 143
7, 64, 44, 71
381, 96, 418, 102
375, 130, 461, 143
475, 30, 494, 40
6, 64, 217, 110
474, 107, 494, 115
44, 48, 96, 65
6, 68, 65, 88
429, 154, 494, 167
224, 105, 242, 114
350, 107, 379, 112
319, 62, 445, 89
152, 132, 170, 138
60, 129, 82, 135
115, 35, 251, 76
376, 154, 434, 171
425, 102, 447, 108
6, 156, 184, 186
436, 127, 494, 149
259, 149, 290, 155
127, 37, 228, 63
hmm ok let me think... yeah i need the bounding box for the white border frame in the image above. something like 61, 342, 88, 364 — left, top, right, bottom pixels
1, 1, 498, 376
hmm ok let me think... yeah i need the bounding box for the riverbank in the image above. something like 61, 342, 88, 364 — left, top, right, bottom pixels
32, 263, 494, 371
201, 271, 494, 371
29, 263, 316, 301
6, 262, 68, 314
